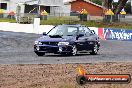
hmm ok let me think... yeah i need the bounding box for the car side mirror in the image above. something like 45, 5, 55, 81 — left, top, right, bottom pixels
76, 34, 84, 40
91, 30, 95, 34
43, 32, 47, 36
78, 34, 84, 37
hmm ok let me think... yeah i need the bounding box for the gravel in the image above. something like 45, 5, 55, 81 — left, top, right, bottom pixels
0, 63, 132, 88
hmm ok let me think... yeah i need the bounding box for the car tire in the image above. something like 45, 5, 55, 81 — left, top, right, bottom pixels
90, 43, 98, 55
34, 51, 45, 56
76, 75, 87, 85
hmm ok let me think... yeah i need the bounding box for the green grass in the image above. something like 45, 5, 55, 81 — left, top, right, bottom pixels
0, 17, 132, 29
0, 18, 16, 23
40, 16, 80, 25
40, 16, 132, 29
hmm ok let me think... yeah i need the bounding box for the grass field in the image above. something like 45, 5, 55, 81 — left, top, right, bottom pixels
40, 16, 132, 29
0, 18, 16, 23
0, 17, 132, 29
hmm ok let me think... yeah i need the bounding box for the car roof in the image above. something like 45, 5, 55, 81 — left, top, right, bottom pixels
58, 24, 86, 27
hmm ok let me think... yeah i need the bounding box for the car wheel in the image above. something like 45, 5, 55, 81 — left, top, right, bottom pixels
34, 51, 45, 56
76, 75, 87, 85
90, 43, 98, 55
71, 45, 77, 56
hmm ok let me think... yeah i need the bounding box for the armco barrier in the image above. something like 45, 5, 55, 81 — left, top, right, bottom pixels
98, 28, 132, 41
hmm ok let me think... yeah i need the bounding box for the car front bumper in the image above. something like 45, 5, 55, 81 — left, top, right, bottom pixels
34, 45, 73, 54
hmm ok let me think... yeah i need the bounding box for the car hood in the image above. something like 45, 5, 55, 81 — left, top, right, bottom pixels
36, 35, 75, 42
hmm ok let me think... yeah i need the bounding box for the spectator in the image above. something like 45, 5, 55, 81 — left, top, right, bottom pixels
8, 11, 15, 19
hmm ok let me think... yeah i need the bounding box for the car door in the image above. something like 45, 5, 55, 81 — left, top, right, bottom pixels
87, 27, 98, 40
76, 27, 87, 51
83, 27, 94, 50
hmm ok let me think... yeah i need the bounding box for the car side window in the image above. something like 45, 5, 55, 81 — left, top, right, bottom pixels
67, 27, 78, 35
83, 27, 91, 36
78, 27, 85, 34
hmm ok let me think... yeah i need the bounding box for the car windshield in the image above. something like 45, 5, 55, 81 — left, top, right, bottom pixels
47, 25, 78, 36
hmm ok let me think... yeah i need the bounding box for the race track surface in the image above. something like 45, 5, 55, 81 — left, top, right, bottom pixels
0, 31, 132, 64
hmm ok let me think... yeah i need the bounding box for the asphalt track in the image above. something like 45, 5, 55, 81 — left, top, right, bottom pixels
0, 31, 132, 64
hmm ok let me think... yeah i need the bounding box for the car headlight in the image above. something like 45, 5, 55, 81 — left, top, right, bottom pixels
58, 42, 69, 46
35, 41, 42, 45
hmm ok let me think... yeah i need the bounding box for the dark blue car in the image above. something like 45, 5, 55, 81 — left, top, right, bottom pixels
34, 24, 100, 56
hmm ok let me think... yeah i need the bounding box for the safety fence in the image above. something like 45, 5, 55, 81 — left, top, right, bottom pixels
0, 13, 104, 22
0, 13, 132, 24
104, 14, 132, 23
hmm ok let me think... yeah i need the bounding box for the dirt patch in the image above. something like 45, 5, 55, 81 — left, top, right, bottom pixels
0, 63, 132, 88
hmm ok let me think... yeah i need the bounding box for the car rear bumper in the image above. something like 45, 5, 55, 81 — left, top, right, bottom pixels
34, 45, 73, 54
